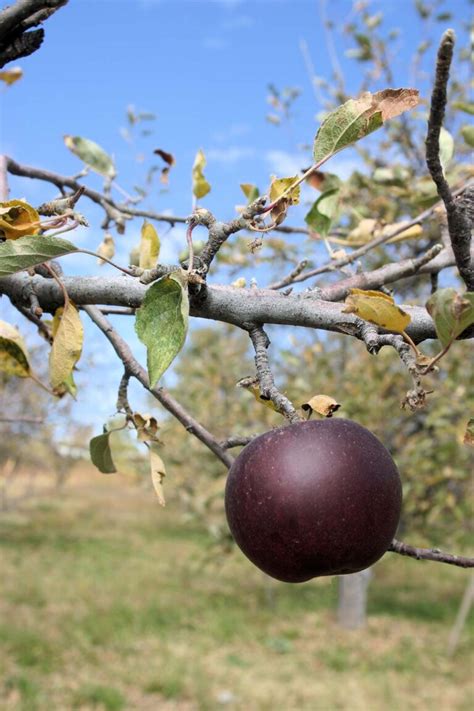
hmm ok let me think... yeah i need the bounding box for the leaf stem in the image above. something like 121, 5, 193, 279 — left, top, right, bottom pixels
260, 155, 331, 216
420, 342, 452, 374
186, 221, 195, 274
44, 262, 69, 307
29, 371, 55, 396
401, 330, 423, 358
77, 249, 135, 276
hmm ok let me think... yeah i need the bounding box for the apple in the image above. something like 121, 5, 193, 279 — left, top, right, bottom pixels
225, 418, 402, 583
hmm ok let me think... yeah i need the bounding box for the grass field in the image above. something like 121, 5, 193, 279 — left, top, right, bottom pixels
0, 465, 472, 710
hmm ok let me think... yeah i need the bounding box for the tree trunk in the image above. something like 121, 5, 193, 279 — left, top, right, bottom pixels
337, 568, 372, 629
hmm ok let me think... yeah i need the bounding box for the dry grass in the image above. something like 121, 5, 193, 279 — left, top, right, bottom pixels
0, 466, 472, 710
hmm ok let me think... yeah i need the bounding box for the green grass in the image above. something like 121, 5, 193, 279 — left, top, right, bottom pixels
0, 469, 472, 710
72, 684, 125, 710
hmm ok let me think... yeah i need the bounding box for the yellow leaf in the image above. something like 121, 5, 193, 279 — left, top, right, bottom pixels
0, 320, 31, 377
269, 176, 301, 205
347, 219, 423, 246
343, 288, 411, 333
268, 175, 300, 226
192, 149, 211, 199
301, 394, 341, 418
236, 376, 283, 414
0, 200, 40, 240
139, 220, 160, 269
49, 303, 84, 388
231, 277, 246, 288
96, 234, 115, 265
381, 221, 423, 243
0, 67, 23, 86
347, 218, 378, 245
149, 445, 166, 506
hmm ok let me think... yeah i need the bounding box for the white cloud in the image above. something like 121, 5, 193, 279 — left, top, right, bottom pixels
212, 122, 251, 144
265, 149, 306, 177
327, 154, 364, 180
202, 37, 229, 51
207, 146, 256, 164
221, 14, 254, 30
265, 149, 364, 181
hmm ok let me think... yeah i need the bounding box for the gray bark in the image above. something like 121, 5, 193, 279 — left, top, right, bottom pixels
337, 568, 373, 629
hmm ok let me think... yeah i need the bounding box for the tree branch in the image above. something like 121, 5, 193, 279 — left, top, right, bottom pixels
0, 272, 441, 343
0, 0, 68, 68
316, 244, 444, 302
82, 305, 234, 469
276, 182, 472, 288
248, 325, 302, 423
4, 156, 187, 228
388, 539, 474, 569
220, 435, 257, 449
426, 30, 474, 290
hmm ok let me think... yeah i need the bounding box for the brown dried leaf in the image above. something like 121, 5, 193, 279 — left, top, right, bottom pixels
301, 394, 341, 418
463, 419, 474, 447
154, 149, 176, 166
149, 445, 166, 506
132, 412, 161, 443
0, 200, 41, 240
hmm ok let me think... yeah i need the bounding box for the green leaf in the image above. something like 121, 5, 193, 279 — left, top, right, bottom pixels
426, 289, 474, 348
89, 432, 117, 474
313, 88, 419, 163
439, 127, 454, 172
240, 183, 260, 203
305, 186, 341, 237
64, 135, 116, 179
135, 271, 189, 386
192, 149, 211, 199
0, 320, 31, 377
461, 125, 474, 148
0, 235, 77, 277
452, 101, 474, 116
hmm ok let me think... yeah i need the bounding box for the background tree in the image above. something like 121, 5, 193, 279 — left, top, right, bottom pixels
0, 0, 472, 634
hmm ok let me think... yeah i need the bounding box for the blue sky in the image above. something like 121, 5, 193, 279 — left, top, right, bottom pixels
0, 0, 470, 430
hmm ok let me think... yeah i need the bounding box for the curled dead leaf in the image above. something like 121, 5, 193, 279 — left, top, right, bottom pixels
301, 394, 341, 418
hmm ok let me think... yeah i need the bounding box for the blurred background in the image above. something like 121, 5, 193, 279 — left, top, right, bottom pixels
1, 0, 473, 708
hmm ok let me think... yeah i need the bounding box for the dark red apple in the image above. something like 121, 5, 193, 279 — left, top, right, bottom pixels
225, 418, 402, 583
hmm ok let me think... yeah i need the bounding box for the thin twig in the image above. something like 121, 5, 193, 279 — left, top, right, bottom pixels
388, 539, 474, 569
220, 435, 258, 449
314, 244, 443, 301
267, 260, 308, 290
0, 416, 43, 424
248, 325, 302, 423
286, 182, 472, 287
426, 30, 474, 290
83, 305, 234, 468
5, 156, 187, 227
15, 303, 53, 342
116, 370, 133, 417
